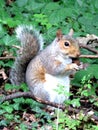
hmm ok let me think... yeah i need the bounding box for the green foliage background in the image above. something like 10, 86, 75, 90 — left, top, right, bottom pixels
0, 0, 98, 46
0, 0, 98, 129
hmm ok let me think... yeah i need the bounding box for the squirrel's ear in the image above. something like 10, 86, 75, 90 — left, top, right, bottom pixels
68, 28, 74, 36
56, 29, 63, 40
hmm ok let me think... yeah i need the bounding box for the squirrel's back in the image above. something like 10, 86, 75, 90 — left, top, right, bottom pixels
10, 25, 44, 85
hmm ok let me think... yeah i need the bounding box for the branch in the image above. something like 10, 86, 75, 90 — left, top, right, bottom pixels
12, 45, 21, 49
79, 55, 98, 58
0, 56, 15, 60
1, 92, 66, 110
0, 55, 98, 60
79, 44, 98, 58
1, 92, 98, 121
0, 44, 98, 60
79, 44, 98, 54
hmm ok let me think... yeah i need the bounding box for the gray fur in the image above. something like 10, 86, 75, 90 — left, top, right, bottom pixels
10, 25, 44, 85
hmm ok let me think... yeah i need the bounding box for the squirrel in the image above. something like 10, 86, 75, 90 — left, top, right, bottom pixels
10, 25, 80, 104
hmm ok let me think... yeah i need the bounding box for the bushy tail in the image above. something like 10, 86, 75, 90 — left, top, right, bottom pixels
10, 25, 44, 86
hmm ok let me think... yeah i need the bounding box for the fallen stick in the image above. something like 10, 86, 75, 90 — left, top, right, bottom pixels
0, 56, 15, 60
1, 92, 98, 121
79, 55, 98, 58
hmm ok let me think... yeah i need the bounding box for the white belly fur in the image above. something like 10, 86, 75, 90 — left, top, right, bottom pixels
44, 73, 70, 104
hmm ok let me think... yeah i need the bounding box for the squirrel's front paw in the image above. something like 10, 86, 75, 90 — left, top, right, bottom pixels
70, 63, 79, 70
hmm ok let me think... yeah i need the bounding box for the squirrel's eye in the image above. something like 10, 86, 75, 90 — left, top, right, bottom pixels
64, 42, 70, 46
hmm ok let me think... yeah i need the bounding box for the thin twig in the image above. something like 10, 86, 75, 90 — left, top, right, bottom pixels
80, 55, 98, 58
0, 56, 15, 60
12, 45, 21, 49
0, 55, 98, 60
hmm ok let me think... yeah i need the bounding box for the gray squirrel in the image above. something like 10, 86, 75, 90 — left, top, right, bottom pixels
10, 25, 80, 104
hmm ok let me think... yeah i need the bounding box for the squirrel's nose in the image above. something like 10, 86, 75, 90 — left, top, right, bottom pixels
77, 52, 80, 57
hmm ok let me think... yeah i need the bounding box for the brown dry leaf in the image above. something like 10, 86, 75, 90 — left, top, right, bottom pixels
0, 69, 8, 80
3, 127, 9, 130
6, 0, 14, 5
3, 51, 10, 57
23, 112, 36, 122
38, 125, 53, 130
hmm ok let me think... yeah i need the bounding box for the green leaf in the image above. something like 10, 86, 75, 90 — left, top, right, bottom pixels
0, 109, 5, 115
0, 0, 5, 8
13, 98, 25, 104
4, 60, 14, 67
6, 18, 20, 27
42, 2, 59, 14
2, 106, 13, 113
87, 64, 98, 79
71, 98, 80, 107
0, 24, 6, 35
15, 0, 28, 7
72, 69, 93, 84
72, 64, 98, 87
0, 120, 7, 127
4, 114, 14, 120
48, 8, 63, 24
78, 15, 92, 26
19, 123, 28, 130
81, 90, 89, 97
44, 27, 58, 42
13, 103, 20, 111
3, 35, 16, 46
26, 0, 45, 12
5, 83, 13, 91
94, 0, 98, 9
76, 0, 83, 7
94, 102, 98, 107
92, 15, 98, 27
19, 83, 29, 92
0, 61, 5, 66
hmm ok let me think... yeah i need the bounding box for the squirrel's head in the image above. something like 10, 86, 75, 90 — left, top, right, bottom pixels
56, 29, 80, 58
